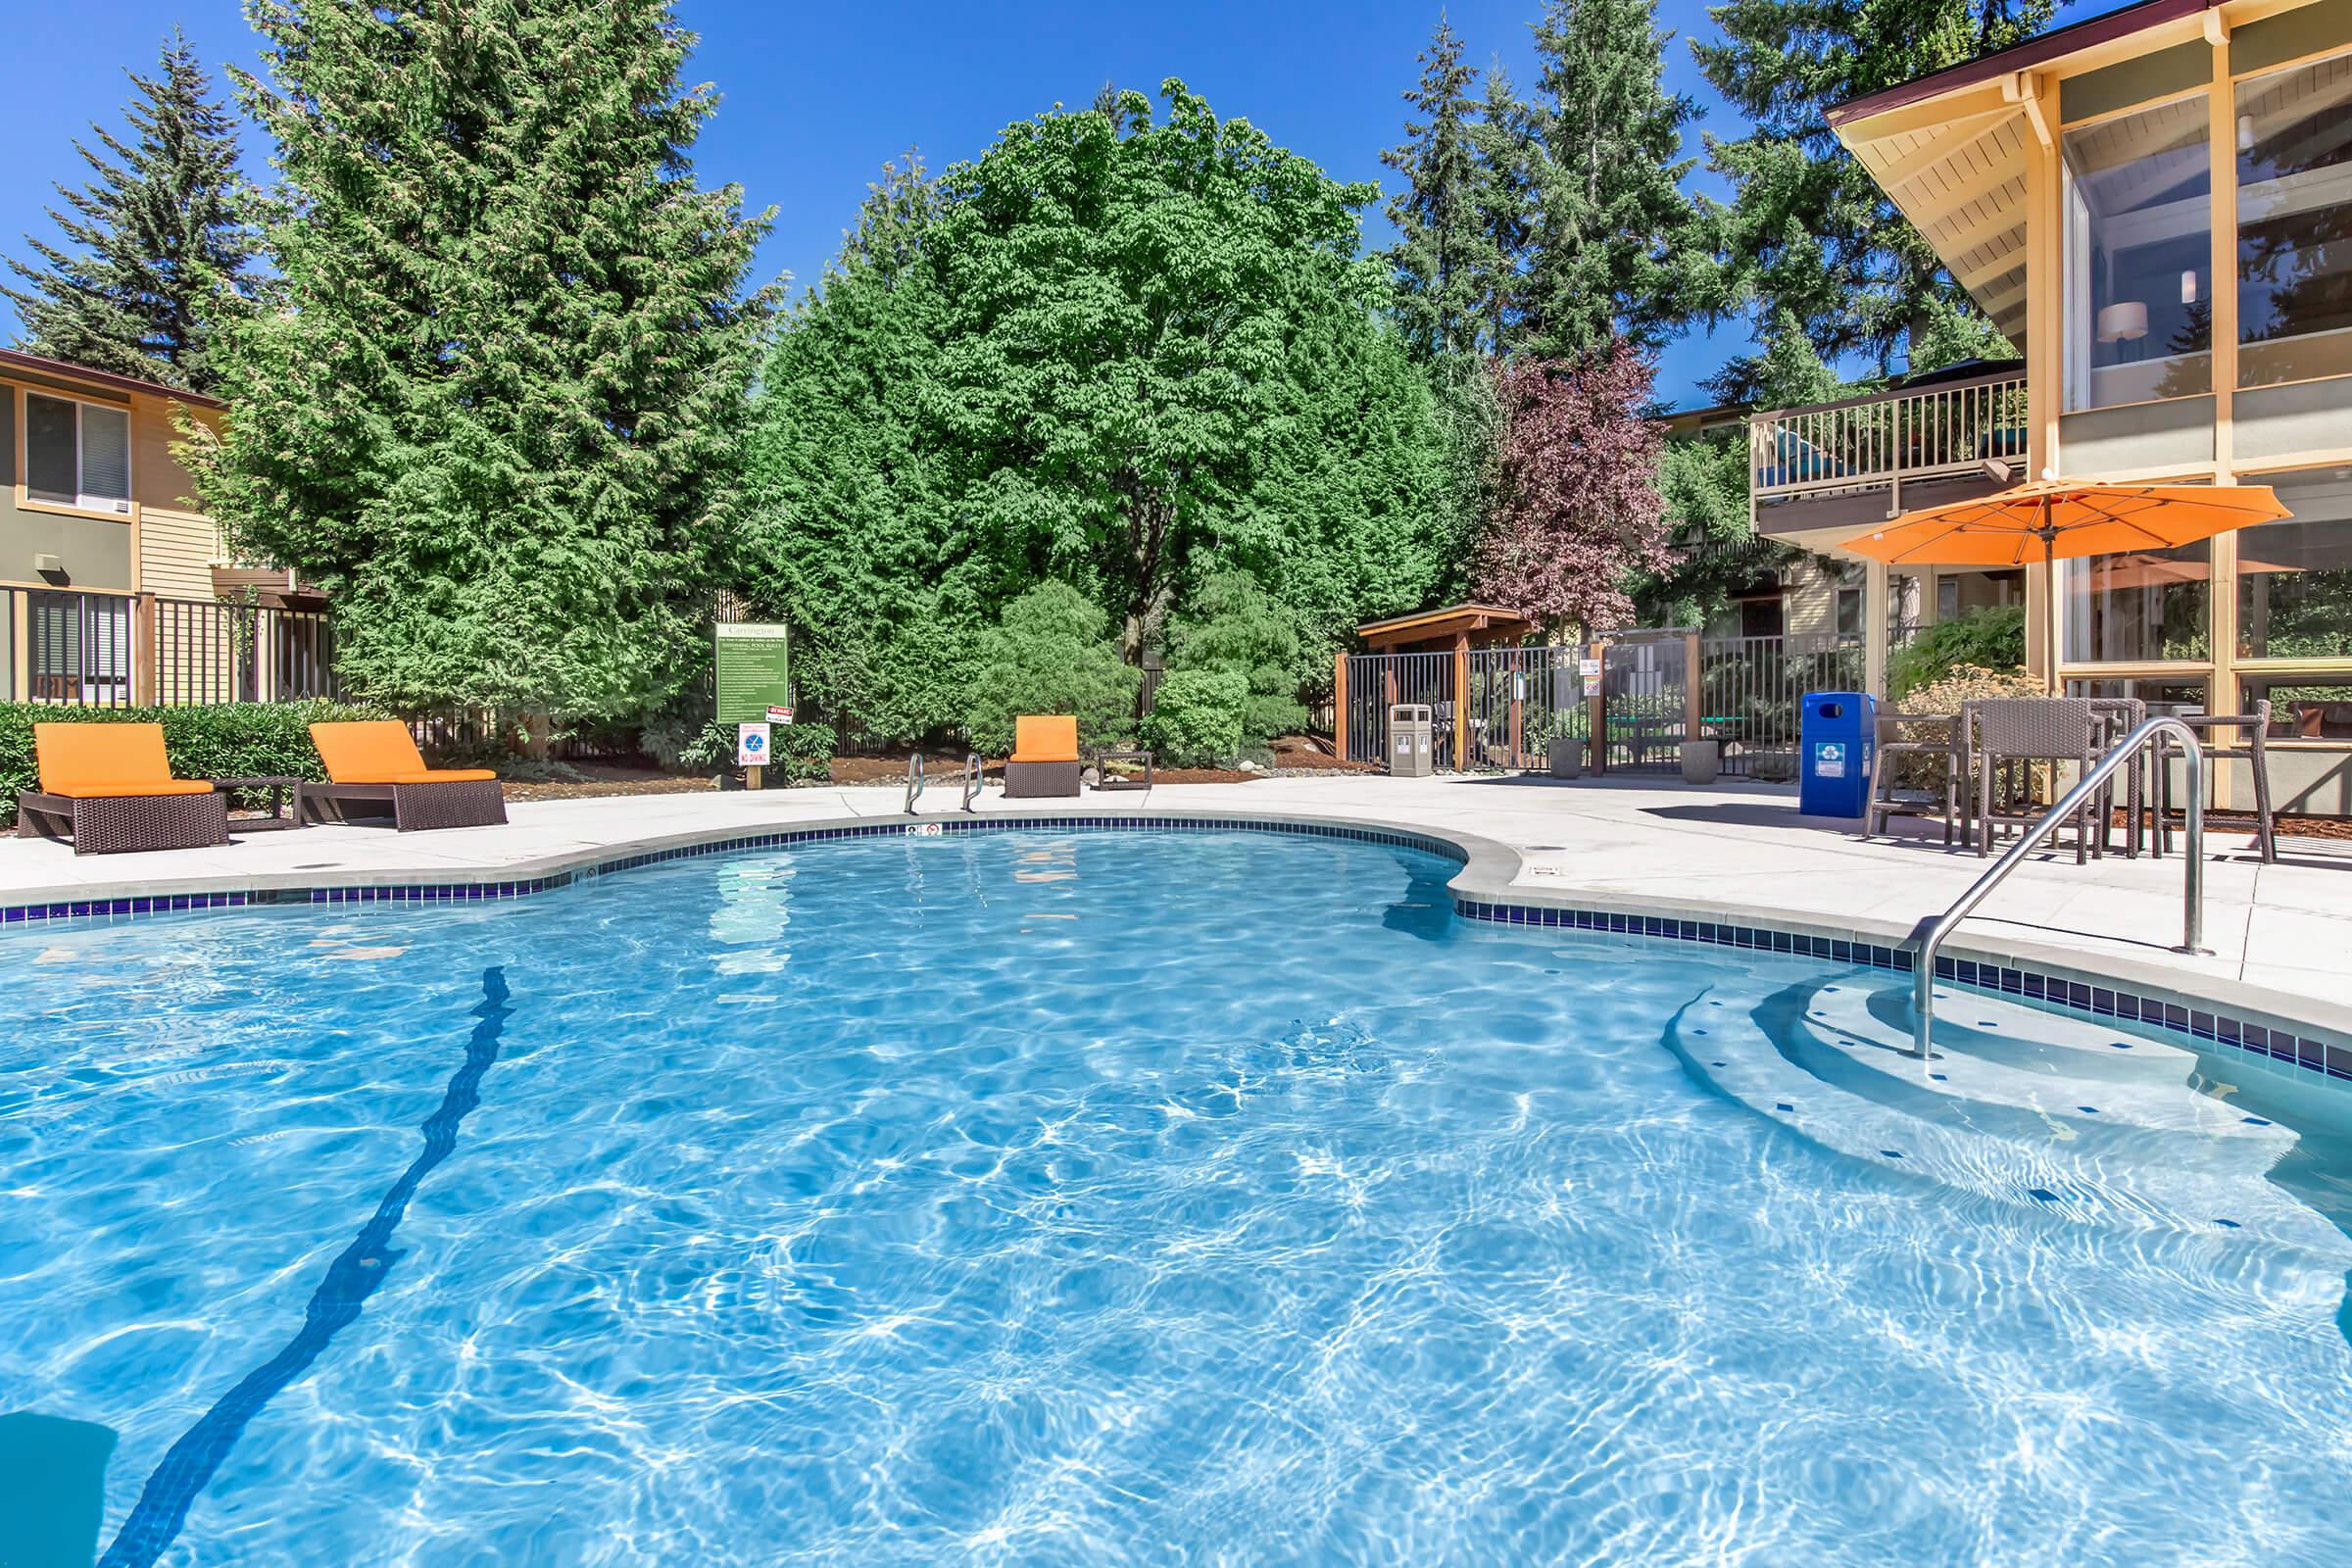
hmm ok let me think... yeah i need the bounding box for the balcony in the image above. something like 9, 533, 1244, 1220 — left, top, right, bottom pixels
1748, 368, 2029, 537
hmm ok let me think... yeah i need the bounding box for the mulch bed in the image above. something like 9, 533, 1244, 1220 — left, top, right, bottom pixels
2111, 808, 2352, 843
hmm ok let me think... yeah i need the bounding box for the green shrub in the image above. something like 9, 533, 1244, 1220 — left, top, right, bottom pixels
962, 582, 1141, 756
1145, 669, 1249, 767
1163, 570, 1309, 755
0, 699, 387, 825
673, 717, 834, 784
1888, 605, 2027, 701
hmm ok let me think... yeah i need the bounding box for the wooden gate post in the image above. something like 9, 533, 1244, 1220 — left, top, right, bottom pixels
135, 592, 158, 708
1333, 651, 1348, 762
1450, 632, 1470, 771
1588, 640, 1608, 774
1683, 632, 1702, 749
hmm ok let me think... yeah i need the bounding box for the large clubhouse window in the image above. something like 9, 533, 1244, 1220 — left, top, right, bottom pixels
2063, 542, 2211, 662
2243, 671, 2352, 738
23, 391, 132, 514
2063, 95, 2213, 410
2240, 466, 2352, 659
2237, 52, 2352, 386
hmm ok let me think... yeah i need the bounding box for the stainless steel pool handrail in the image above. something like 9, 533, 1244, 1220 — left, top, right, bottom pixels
1911, 716, 2208, 1058
903, 753, 925, 814
960, 753, 983, 812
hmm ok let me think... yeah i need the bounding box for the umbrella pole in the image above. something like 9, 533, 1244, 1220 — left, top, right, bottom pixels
2043, 530, 2060, 696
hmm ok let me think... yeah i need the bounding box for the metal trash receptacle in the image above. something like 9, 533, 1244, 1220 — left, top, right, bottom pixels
1799, 691, 1877, 816
1388, 704, 1435, 777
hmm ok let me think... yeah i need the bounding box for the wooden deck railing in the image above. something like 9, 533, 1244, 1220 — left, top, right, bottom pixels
1748, 369, 2029, 519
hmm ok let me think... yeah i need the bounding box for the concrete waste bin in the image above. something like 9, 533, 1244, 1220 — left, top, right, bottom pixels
1389, 704, 1435, 777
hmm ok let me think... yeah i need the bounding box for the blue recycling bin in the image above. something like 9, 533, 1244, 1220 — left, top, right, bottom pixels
1798, 691, 1877, 817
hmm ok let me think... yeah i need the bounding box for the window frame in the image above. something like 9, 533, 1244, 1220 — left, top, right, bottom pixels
2058, 84, 2221, 415
2228, 39, 2352, 393
12, 383, 136, 520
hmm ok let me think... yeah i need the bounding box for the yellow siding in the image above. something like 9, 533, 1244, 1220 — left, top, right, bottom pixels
139, 507, 225, 601
1784, 564, 1840, 639
128, 394, 225, 598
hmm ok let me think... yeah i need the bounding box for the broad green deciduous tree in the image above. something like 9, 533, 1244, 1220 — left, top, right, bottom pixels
750, 82, 1458, 740
187, 0, 774, 723
3, 30, 259, 393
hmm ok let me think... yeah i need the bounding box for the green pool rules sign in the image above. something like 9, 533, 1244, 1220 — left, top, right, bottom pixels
714, 623, 792, 724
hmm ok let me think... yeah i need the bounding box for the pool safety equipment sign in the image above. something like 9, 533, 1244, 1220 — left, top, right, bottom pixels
737, 723, 770, 767
1580, 658, 1602, 698
715, 623, 792, 725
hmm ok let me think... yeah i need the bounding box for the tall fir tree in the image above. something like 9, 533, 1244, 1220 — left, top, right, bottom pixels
187, 0, 776, 723
1382, 15, 1495, 366
1695, 0, 2050, 394
1467, 60, 1544, 356
3, 30, 259, 393
1523, 0, 1707, 359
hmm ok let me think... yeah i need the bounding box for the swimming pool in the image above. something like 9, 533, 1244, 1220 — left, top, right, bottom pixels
3, 827, 2348, 1565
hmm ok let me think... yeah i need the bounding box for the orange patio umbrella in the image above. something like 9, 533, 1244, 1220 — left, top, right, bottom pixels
1841, 480, 2290, 692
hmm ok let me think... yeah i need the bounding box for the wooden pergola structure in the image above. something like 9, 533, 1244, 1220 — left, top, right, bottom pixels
1336, 603, 1539, 763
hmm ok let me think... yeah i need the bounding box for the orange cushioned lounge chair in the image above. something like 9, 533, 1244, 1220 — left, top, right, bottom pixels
303, 720, 508, 831
1004, 714, 1083, 799
19, 722, 230, 855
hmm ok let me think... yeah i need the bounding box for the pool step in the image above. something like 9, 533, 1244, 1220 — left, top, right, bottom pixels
1663, 979, 2350, 1261
1799, 982, 2282, 1149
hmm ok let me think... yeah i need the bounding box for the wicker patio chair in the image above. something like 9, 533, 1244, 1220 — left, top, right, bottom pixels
2154, 700, 2276, 863
1862, 710, 1968, 847
2082, 697, 2146, 858
1003, 715, 1083, 799
1969, 698, 2098, 863
17, 722, 230, 856
302, 720, 508, 831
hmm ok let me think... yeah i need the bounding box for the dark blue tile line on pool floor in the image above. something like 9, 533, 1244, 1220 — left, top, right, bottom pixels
1453, 898, 2352, 1086
94, 967, 514, 1568
6, 814, 2340, 1087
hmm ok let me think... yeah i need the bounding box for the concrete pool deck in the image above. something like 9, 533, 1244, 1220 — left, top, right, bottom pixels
6, 772, 2348, 1040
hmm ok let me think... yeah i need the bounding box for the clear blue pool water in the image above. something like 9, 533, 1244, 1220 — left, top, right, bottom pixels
3, 829, 2349, 1566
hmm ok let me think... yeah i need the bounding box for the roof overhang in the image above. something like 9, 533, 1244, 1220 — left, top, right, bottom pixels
0, 346, 224, 410
1356, 603, 1538, 651
1823, 0, 2273, 353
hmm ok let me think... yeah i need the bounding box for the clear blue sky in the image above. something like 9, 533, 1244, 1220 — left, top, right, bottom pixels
0, 1, 2123, 409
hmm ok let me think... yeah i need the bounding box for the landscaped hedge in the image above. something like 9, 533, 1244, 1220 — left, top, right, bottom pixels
672, 717, 835, 785
0, 699, 388, 826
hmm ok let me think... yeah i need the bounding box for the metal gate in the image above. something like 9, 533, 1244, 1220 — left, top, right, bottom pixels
1599, 632, 1688, 772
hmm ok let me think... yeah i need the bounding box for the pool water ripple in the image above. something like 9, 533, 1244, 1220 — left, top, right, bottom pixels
1, 830, 2348, 1566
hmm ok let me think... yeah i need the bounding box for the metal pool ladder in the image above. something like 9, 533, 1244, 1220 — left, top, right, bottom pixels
903, 753, 925, 814
1910, 715, 2210, 1058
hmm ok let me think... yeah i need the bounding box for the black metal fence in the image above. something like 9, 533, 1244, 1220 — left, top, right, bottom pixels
2, 587, 339, 709
1342, 633, 1865, 777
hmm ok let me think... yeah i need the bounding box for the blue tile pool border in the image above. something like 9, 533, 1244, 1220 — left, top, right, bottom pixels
1452, 897, 2352, 1086
7, 812, 2342, 1087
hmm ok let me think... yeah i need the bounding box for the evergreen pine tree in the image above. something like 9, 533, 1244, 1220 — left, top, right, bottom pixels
1381, 15, 1494, 365
3, 29, 258, 392
188, 0, 777, 723
1465, 60, 1544, 356
1524, 0, 1706, 359
1695, 0, 2049, 393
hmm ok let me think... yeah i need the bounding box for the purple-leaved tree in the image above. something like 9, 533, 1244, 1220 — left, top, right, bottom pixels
1470, 341, 1674, 638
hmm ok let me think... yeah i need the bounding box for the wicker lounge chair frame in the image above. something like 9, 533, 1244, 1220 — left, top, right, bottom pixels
17, 789, 229, 856
1004, 715, 1084, 799
16, 722, 231, 855
299, 777, 508, 831
303, 720, 509, 831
